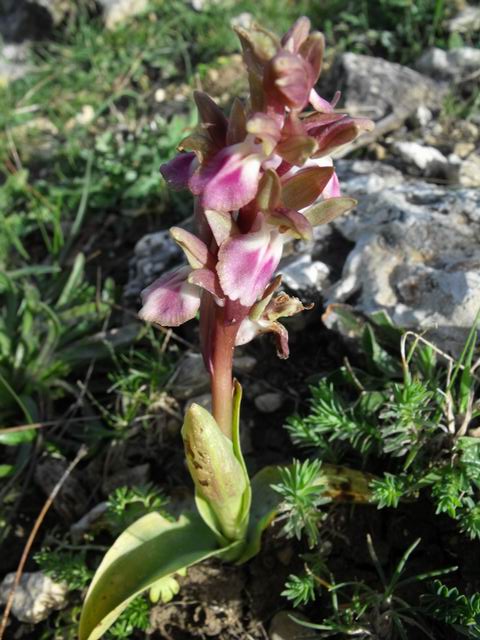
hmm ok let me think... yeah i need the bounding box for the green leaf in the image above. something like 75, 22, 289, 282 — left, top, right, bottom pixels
0, 464, 15, 478
361, 324, 400, 378
79, 512, 222, 640
59, 324, 142, 366
231, 381, 252, 531
0, 428, 36, 446
237, 465, 283, 564
56, 252, 86, 307
237, 463, 374, 564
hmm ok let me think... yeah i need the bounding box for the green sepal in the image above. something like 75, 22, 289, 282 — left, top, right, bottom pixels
79, 511, 228, 640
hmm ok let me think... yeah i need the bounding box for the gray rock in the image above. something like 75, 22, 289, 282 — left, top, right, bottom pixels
280, 254, 330, 292
185, 393, 212, 413
326, 161, 480, 354
448, 5, 480, 33
98, 0, 148, 29
34, 456, 88, 522
457, 152, 480, 188
169, 352, 258, 401
336, 159, 405, 196
448, 152, 480, 188
169, 352, 209, 399
0, 572, 68, 624
230, 12, 254, 30
412, 105, 433, 129
0, 43, 31, 83
416, 47, 480, 82
269, 610, 309, 640
0, 1, 52, 42
34, 0, 70, 25
233, 354, 257, 374
255, 392, 284, 414
0, 0, 71, 43
325, 53, 442, 122
125, 230, 183, 299
70, 502, 108, 543
191, 0, 233, 10
392, 141, 449, 177
102, 463, 150, 495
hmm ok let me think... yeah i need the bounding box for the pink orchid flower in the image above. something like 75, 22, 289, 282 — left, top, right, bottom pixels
139, 16, 373, 437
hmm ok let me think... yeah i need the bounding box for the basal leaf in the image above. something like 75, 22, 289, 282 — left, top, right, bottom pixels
79, 512, 222, 640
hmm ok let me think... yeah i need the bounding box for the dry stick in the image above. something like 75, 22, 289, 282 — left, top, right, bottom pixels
335, 104, 413, 158
0, 446, 88, 640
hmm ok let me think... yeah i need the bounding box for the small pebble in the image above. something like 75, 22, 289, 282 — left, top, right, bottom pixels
255, 392, 284, 414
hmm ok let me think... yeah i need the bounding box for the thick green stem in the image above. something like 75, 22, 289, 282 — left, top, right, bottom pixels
211, 308, 238, 439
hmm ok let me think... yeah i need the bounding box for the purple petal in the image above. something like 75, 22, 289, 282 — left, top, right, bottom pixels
188, 268, 224, 302
217, 223, 283, 307
160, 153, 196, 190
189, 143, 262, 212
281, 17, 311, 53
235, 317, 260, 346
139, 266, 201, 327
265, 51, 312, 110
268, 208, 313, 241
309, 88, 335, 113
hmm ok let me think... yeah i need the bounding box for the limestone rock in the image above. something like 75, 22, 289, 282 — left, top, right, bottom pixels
448, 5, 480, 33
98, 0, 148, 30
269, 610, 309, 640
230, 12, 254, 30
191, 0, 233, 10
0, 43, 31, 84
335, 159, 405, 195
416, 47, 480, 82
34, 456, 88, 522
125, 229, 183, 299
233, 354, 258, 374
280, 254, 330, 293
102, 462, 150, 495
34, 0, 71, 25
457, 152, 480, 188
0, 0, 73, 43
0, 1, 53, 42
70, 502, 108, 543
185, 393, 212, 414
170, 353, 209, 400
392, 141, 449, 177
327, 161, 480, 354
255, 392, 284, 414
0, 572, 68, 624
324, 53, 442, 122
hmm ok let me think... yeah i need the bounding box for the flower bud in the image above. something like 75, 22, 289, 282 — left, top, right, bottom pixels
182, 404, 248, 541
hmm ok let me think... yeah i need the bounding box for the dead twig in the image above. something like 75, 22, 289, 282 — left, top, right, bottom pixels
0, 446, 88, 640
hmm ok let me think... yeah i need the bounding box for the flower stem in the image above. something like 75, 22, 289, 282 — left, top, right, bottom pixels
210, 307, 238, 439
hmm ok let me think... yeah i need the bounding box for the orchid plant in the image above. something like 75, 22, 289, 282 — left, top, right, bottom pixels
79, 17, 374, 640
